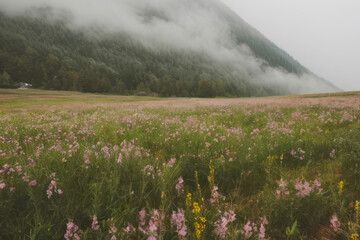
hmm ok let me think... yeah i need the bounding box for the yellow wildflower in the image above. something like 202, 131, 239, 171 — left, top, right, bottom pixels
194, 217, 206, 239
351, 233, 359, 240
186, 193, 192, 206
199, 216, 207, 223
355, 200, 360, 219
192, 202, 200, 214
338, 181, 344, 194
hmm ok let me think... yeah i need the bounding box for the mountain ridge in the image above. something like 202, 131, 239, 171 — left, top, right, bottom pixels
0, 0, 340, 96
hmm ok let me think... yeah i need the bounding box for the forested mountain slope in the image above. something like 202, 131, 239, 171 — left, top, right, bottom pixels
0, 0, 340, 96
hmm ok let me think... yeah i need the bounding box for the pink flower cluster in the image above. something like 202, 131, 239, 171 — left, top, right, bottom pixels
1, 163, 37, 191
210, 186, 226, 205
244, 216, 268, 240
64, 221, 82, 240
138, 209, 165, 240
291, 148, 305, 160
109, 224, 117, 240
170, 208, 187, 239
214, 210, 236, 240
175, 176, 184, 193
330, 214, 341, 232
295, 178, 323, 197
330, 149, 336, 158
164, 158, 176, 168
141, 164, 162, 178
47, 173, 62, 198
276, 178, 290, 199
91, 215, 100, 231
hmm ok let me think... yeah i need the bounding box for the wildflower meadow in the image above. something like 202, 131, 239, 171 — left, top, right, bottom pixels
0, 90, 360, 239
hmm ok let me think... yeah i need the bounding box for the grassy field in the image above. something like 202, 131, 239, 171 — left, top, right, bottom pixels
0, 89, 360, 239
0, 89, 160, 109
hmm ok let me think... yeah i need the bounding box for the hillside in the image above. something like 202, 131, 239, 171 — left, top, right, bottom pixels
0, 0, 340, 97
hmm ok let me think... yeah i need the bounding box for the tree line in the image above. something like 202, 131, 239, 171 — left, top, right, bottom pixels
0, 12, 306, 97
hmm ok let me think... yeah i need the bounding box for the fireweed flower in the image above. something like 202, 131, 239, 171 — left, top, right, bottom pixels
124, 223, 135, 234
166, 158, 176, 167
295, 179, 312, 197
330, 214, 341, 232
276, 178, 289, 199
64, 221, 82, 240
330, 149, 336, 158
214, 210, 236, 239
47, 173, 62, 198
84, 154, 90, 164
171, 208, 187, 239
243, 221, 252, 239
210, 186, 226, 205
91, 215, 100, 231
28, 180, 37, 186
175, 176, 184, 193
109, 225, 117, 234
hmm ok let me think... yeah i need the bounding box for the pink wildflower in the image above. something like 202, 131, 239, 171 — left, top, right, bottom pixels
22, 172, 29, 182
149, 220, 157, 232
139, 209, 146, 227
295, 179, 312, 197
210, 186, 225, 205
117, 153, 122, 164
276, 178, 290, 199
28, 180, 37, 186
259, 224, 266, 240
0, 182, 5, 189
166, 158, 176, 167
109, 225, 117, 234
214, 210, 236, 239
64, 221, 82, 240
91, 215, 100, 231
313, 179, 323, 193
175, 176, 184, 193
84, 154, 90, 164
243, 221, 252, 239
330, 149, 336, 158
125, 223, 135, 233
330, 214, 341, 232
171, 209, 187, 239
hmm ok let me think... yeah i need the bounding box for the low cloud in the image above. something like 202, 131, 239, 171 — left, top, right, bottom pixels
0, 0, 339, 94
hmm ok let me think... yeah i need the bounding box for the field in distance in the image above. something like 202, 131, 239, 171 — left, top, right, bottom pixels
1, 88, 360, 110
0, 89, 359, 239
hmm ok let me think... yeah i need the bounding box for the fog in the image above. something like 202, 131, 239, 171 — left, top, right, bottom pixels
221, 0, 360, 92
0, 0, 340, 94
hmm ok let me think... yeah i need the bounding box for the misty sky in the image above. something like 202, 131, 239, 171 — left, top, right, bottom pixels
220, 0, 360, 91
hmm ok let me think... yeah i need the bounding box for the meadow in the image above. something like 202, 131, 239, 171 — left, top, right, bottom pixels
0, 89, 360, 239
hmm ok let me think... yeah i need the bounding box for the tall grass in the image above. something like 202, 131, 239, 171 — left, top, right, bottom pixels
0, 103, 359, 239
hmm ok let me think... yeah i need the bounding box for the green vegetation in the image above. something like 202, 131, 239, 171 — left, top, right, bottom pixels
0, 92, 359, 239
0, 89, 160, 109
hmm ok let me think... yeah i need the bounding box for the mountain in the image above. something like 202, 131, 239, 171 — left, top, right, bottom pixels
0, 0, 340, 97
